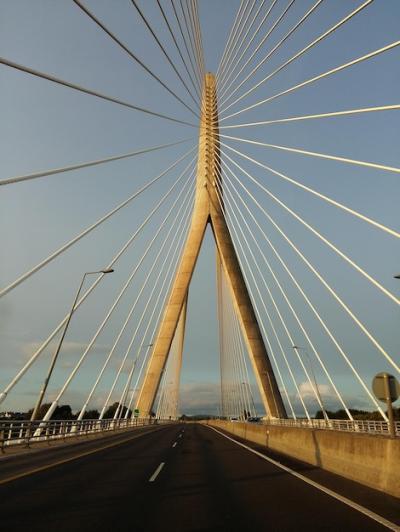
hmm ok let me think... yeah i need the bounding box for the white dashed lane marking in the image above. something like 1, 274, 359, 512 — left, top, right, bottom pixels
149, 462, 165, 482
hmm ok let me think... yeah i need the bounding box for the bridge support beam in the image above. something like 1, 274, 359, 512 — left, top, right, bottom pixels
136, 73, 286, 419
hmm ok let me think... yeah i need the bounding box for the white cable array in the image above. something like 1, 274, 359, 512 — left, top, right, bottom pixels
217, 0, 277, 95
220, 40, 400, 121
0, 138, 193, 186
170, 0, 202, 92
233, 310, 257, 417
227, 187, 327, 417
219, 104, 400, 130
0, 147, 195, 299
39, 162, 196, 422
124, 197, 194, 416
156, 300, 185, 419
213, 178, 299, 419
220, 150, 400, 376
220, 164, 331, 419
216, 256, 226, 417
219, 164, 388, 420
220, 268, 240, 417
100, 182, 194, 419
217, 0, 258, 92
216, 0, 247, 82
219, 140, 399, 239
0, 151, 195, 407
129, 0, 200, 114
217, 0, 266, 92
226, 272, 245, 417
221, 162, 352, 419
179, 0, 203, 85
221, 134, 400, 176
219, 0, 321, 108
188, 0, 205, 82
0, 56, 196, 128
115, 190, 194, 420
74, 0, 199, 117
220, 143, 399, 306
78, 168, 195, 419
228, 281, 254, 417
218, 0, 373, 116
156, 0, 201, 102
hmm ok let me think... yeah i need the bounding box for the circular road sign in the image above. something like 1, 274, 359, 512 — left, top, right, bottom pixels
372, 372, 400, 403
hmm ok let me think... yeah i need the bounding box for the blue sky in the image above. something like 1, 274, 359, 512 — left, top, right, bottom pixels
0, 1, 399, 416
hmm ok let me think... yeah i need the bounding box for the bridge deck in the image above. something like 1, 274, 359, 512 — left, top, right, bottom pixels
0, 423, 398, 531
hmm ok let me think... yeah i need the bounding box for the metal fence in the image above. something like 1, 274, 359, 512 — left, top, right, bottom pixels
0, 417, 171, 450
263, 417, 400, 436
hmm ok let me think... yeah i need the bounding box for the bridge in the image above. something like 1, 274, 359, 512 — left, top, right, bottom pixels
0, 1, 399, 530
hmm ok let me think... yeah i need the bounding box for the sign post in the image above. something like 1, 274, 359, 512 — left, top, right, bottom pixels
372, 372, 400, 438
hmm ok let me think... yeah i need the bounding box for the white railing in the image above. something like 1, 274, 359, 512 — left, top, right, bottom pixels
0, 417, 173, 450
263, 417, 400, 436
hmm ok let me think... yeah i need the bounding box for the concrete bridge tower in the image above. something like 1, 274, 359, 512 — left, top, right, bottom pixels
136, 73, 287, 419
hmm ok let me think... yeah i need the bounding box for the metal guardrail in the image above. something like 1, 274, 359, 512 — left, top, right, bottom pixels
0, 417, 172, 451
262, 417, 400, 436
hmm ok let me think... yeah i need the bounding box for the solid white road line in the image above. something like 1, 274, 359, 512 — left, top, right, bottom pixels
172, 442, 177, 448
149, 462, 165, 482
207, 426, 399, 531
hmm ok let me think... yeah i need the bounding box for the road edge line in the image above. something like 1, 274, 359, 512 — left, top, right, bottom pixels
206, 425, 399, 531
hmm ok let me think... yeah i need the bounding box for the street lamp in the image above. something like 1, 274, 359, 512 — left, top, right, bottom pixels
292, 345, 328, 421
117, 343, 154, 420
30, 268, 114, 421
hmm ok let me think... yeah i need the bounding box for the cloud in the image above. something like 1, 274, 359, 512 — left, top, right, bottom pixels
297, 381, 335, 401
178, 382, 221, 413
285, 381, 378, 415
19, 340, 111, 368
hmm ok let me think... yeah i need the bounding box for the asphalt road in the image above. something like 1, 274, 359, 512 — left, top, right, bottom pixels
0, 423, 398, 531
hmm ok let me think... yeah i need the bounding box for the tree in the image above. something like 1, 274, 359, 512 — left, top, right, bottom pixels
76, 409, 100, 419
315, 408, 400, 420
25, 403, 75, 420
82, 409, 100, 420
52, 405, 74, 419
103, 402, 131, 419
25, 403, 52, 420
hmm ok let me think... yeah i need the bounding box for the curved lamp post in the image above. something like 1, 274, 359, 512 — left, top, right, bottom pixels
30, 268, 114, 421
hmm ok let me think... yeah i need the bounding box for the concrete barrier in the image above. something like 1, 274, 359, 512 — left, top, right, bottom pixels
205, 420, 400, 498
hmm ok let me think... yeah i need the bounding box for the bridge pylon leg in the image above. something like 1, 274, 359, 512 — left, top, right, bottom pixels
136, 73, 287, 419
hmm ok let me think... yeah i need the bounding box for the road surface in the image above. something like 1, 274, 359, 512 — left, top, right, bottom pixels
0, 423, 398, 531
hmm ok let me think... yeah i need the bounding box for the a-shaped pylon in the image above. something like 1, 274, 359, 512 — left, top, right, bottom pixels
136, 73, 287, 419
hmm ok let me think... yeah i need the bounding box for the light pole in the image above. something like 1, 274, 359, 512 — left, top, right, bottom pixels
30, 268, 114, 421
116, 343, 153, 420
292, 345, 328, 421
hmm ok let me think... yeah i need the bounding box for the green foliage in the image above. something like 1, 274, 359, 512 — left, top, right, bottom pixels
315, 408, 400, 420
102, 402, 132, 419
52, 405, 74, 419
24, 403, 52, 420
83, 409, 100, 419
